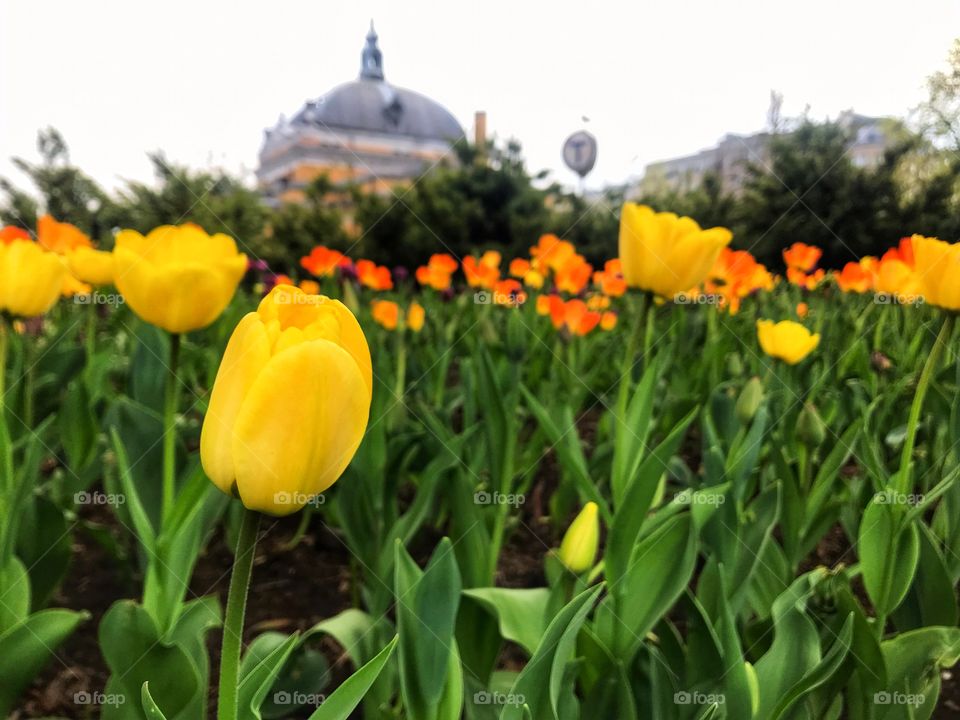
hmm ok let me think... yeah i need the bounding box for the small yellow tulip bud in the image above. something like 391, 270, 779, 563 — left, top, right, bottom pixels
558, 502, 600, 573
736, 377, 764, 425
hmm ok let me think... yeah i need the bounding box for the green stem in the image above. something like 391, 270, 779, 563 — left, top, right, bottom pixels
218, 508, 261, 720
0, 318, 7, 414
897, 313, 954, 494
162, 333, 181, 524
85, 304, 96, 360
23, 341, 34, 430
617, 292, 648, 417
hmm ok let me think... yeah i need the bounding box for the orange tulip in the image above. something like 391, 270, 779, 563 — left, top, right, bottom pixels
371, 299, 400, 330
463, 255, 500, 289
555, 256, 593, 295
530, 234, 577, 273
835, 261, 873, 293
0, 226, 30, 244
600, 311, 617, 331
416, 253, 458, 290
783, 242, 822, 272
301, 246, 349, 277
493, 279, 526, 306
356, 259, 393, 290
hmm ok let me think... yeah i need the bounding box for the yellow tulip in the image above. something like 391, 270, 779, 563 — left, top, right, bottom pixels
756, 320, 820, 365
407, 301, 425, 332
558, 502, 600, 573
200, 285, 372, 515
618, 203, 732, 298
68, 246, 114, 286
0, 240, 67, 317
912, 234, 960, 311
113, 224, 247, 334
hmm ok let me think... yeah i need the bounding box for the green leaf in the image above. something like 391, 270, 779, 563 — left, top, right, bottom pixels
605, 407, 697, 588
99, 600, 202, 720
500, 584, 602, 720
0, 557, 30, 634
0, 608, 88, 718
396, 538, 462, 717
769, 614, 853, 720
878, 626, 960, 719
308, 636, 399, 720
142, 682, 170, 720
615, 514, 697, 657
611, 361, 658, 507
463, 587, 550, 656
859, 498, 920, 617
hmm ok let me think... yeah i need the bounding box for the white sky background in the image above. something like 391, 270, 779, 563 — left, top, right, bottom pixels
1, 0, 958, 196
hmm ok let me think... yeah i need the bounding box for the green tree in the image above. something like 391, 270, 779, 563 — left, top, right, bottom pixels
0, 127, 115, 238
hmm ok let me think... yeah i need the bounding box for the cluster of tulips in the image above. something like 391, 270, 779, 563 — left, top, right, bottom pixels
3, 202, 960, 719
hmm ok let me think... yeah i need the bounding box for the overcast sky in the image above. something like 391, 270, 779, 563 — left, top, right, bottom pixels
2, 1, 958, 196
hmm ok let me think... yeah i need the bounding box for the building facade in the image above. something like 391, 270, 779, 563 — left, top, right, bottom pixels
636, 111, 893, 197
256, 24, 465, 206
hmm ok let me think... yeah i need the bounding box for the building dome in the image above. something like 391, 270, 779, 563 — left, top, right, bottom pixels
257, 22, 465, 205
292, 80, 464, 143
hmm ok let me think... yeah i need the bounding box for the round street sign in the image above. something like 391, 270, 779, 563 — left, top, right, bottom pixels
562, 130, 598, 178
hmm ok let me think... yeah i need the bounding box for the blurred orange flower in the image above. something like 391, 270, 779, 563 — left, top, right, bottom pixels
0, 226, 30, 244
600, 311, 617, 331
555, 256, 593, 294
530, 234, 576, 273
301, 246, 349, 277
356, 259, 393, 290
783, 242, 822, 272
299, 279, 321, 295
463, 255, 500, 289
593, 259, 627, 297
493, 279, 526, 306
416, 253, 458, 290
835, 260, 874, 293
371, 299, 400, 330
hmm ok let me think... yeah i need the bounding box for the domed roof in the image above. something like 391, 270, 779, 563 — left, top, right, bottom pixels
294, 80, 464, 143
291, 24, 464, 144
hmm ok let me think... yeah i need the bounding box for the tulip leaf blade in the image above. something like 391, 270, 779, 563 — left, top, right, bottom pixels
307, 636, 399, 720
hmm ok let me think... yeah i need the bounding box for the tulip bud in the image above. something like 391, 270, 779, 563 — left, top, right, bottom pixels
797, 403, 826, 447
200, 285, 372, 515
558, 502, 600, 573
736, 377, 764, 425
726, 352, 744, 377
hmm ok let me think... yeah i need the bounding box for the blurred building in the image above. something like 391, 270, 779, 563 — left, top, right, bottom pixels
635, 111, 893, 196
256, 24, 465, 206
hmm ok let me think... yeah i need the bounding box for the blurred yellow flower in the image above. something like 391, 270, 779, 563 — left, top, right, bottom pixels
113, 224, 247, 334
68, 246, 114, 286
407, 301, 425, 332
756, 320, 820, 365
912, 234, 960, 310
200, 285, 372, 515
0, 239, 67, 317
618, 203, 732, 298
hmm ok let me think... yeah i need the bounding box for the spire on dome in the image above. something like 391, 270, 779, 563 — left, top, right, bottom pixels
360, 21, 384, 80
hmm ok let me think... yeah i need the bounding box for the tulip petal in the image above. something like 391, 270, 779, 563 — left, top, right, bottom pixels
200, 313, 272, 494
231, 339, 370, 515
